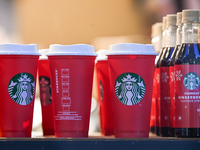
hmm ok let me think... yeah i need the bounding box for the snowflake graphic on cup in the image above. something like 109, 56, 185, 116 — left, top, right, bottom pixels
115, 73, 145, 106
183, 72, 200, 90
8, 73, 35, 105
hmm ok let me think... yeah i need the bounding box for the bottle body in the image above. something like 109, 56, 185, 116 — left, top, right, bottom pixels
174, 43, 200, 137
169, 16, 182, 136
160, 47, 175, 137
169, 45, 181, 137
155, 48, 165, 136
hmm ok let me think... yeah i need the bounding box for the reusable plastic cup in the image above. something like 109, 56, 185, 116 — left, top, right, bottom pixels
95, 50, 114, 136
0, 44, 40, 137
38, 49, 54, 135
47, 44, 97, 137
107, 43, 157, 138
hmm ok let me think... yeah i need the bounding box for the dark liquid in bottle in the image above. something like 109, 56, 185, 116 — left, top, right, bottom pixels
155, 48, 165, 136
150, 126, 155, 134
160, 47, 174, 137
169, 45, 181, 66
175, 43, 200, 137
169, 45, 181, 137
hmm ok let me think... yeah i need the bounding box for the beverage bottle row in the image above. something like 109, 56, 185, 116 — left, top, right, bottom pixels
151, 9, 200, 137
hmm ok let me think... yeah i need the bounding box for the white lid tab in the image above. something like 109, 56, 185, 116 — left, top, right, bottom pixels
39, 49, 49, 60
96, 49, 108, 60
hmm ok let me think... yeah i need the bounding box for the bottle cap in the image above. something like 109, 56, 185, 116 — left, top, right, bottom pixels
166, 14, 177, 27
0, 44, 40, 55
162, 16, 167, 30
47, 44, 97, 56
182, 9, 200, 22
106, 43, 158, 56
176, 12, 182, 25
151, 23, 163, 38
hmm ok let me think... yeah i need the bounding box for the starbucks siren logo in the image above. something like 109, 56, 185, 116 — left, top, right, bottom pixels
8, 73, 35, 105
183, 72, 200, 90
115, 73, 145, 105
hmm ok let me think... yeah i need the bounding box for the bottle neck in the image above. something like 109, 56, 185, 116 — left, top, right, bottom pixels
182, 22, 200, 43
176, 24, 182, 45
165, 25, 177, 47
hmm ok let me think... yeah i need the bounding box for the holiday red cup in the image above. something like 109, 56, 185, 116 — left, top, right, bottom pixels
38, 49, 54, 136
95, 50, 114, 136
0, 44, 40, 137
47, 44, 96, 138
107, 43, 157, 138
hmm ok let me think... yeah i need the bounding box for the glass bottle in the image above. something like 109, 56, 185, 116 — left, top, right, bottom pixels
150, 22, 163, 134
155, 16, 166, 136
160, 14, 177, 137
169, 12, 182, 137
174, 9, 200, 137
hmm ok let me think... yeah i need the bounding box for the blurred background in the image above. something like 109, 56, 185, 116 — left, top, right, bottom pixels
0, 0, 199, 136
1, 0, 199, 50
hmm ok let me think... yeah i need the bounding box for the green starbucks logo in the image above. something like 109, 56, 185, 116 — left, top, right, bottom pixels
183, 72, 200, 90
115, 73, 145, 105
8, 73, 35, 105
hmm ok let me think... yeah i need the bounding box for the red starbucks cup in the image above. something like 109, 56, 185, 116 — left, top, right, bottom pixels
47, 44, 96, 138
0, 44, 40, 137
107, 43, 157, 138
38, 49, 54, 135
95, 50, 114, 135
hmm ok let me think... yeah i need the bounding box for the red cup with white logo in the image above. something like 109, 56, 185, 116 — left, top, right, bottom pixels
95, 50, 114, 135
38, 49, 54, 136
47, 44, 96, 137
107, 43, 157, 138
0, 44, 40, 137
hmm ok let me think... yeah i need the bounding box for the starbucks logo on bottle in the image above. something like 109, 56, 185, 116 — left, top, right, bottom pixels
8, 73, 35, 105
183, 72, 200, 90
115, 73, 145, 105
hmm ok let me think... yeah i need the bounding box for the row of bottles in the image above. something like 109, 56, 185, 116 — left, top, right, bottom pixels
151, 9, 200, 137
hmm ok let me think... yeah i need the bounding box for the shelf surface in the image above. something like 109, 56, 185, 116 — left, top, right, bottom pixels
0, 135, 200, 150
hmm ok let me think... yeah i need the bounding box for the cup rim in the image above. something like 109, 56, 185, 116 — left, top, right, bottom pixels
106, 43, 158, 56
0, 44, 41, 55
47, 44, 97, 56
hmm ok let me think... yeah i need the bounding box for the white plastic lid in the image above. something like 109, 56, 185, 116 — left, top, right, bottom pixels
96, 49, 108, 61
0, 44, 40, 55
39, 49, 49, 60
47, 44, 97, 56
106, 43, 158, 55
